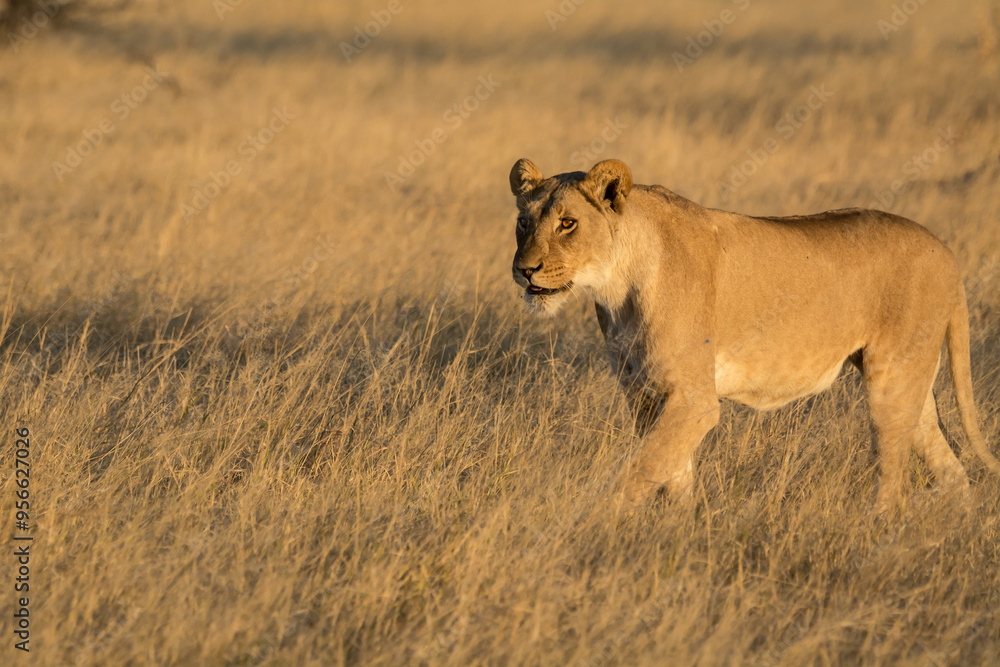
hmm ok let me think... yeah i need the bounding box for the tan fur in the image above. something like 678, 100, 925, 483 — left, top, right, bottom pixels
509, 158, 1000, 512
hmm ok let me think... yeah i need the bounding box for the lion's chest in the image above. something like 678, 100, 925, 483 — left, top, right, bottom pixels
605, 324, 648, 386
595, 302, 651, 393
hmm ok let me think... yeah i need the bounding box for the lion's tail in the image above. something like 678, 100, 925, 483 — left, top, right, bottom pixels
946, 283, 1000, 476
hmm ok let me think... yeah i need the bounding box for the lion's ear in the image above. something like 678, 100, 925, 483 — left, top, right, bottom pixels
510, 158, 543, 201
583, 159, 632, 214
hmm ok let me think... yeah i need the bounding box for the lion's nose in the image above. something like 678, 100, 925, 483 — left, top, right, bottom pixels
518, 263, 542, 279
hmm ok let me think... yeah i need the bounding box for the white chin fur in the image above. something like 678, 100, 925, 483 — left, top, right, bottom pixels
522, 290, 571, 317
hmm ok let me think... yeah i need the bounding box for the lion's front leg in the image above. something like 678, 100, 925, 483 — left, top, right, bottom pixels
619, 390, 721, 508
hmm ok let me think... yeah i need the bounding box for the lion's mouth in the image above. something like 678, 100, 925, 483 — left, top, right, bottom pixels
526, 281, 572, 296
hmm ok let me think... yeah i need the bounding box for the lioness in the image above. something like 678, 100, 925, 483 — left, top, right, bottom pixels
508, 158, 1000, 512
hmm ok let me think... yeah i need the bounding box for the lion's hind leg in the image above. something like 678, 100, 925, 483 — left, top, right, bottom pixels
913, 385, 970, 496
862, 343, 943, 513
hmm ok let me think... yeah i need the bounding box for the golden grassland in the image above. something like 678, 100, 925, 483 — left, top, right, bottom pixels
1, 0, 1000, 664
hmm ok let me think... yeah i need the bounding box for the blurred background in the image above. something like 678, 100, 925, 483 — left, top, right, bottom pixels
3, 0, 999, 316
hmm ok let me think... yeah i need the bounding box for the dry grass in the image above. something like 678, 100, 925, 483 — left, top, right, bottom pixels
2, 0, 1000, 664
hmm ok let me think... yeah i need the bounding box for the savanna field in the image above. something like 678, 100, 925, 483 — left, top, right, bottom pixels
2, 0, 1000, 664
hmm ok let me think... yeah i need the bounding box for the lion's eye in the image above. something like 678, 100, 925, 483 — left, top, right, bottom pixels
560, 218, 577, 231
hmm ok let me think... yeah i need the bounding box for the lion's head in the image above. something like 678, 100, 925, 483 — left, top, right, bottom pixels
508, 158, 633, 315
